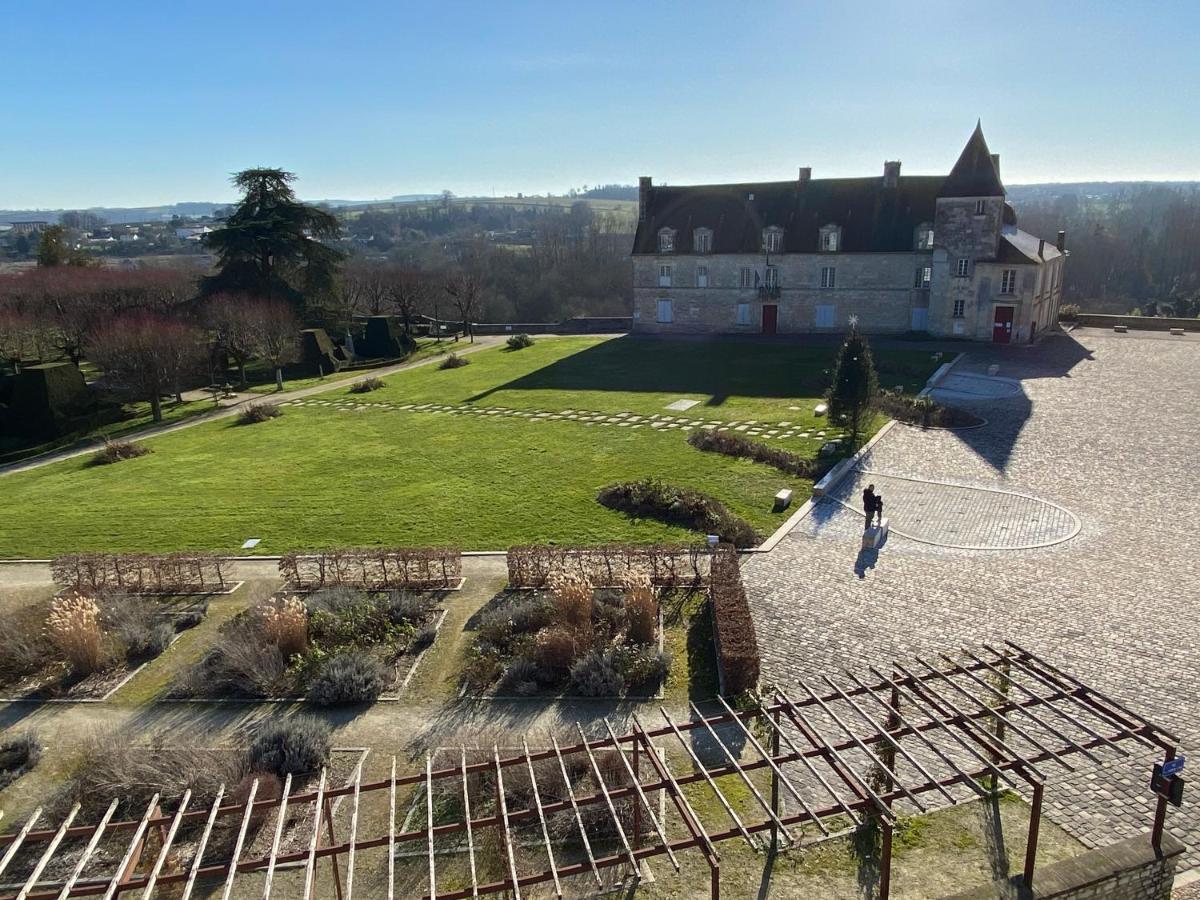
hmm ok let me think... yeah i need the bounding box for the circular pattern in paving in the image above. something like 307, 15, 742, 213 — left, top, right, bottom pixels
931, 373, 1022, 400
835, 470, 1080, 550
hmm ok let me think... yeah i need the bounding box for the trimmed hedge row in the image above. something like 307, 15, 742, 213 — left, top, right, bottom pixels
506, 543, 708, 589
875, 391, 982, 429
709, 545, 760, 695
687, 429, 831, 479
279, 547, 462, 590
51, 553, 229, 594
597, 478, 760, 548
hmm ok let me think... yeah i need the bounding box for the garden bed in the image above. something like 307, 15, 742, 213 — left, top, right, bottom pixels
0, 593, 210, 701
170, 588, 447, 703
460, 574, 672, 699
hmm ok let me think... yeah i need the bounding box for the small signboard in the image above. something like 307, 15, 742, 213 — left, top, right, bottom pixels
241, 538, 261, 549
1150, 763, 1186, 808
1163, 757, 1186, 778
706, 535, 720, 546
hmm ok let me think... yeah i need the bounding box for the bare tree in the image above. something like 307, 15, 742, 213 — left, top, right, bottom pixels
202, 295, 259, 386
341, 259, 390, 317
247, 300, 301, 391
87, 313, 206, 423
443, 272, 482, 343
382, 267, 428, 334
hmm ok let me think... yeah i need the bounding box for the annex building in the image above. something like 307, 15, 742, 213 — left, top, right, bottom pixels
631, 123, 1066, 343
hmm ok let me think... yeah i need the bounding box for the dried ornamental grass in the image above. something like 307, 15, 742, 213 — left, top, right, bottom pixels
548, 572, 594, 643
622, 573, 658, 645
46, 595, 107, 674
258, 596, 309, 658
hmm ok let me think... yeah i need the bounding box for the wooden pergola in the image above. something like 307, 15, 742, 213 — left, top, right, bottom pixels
0, 642, 1180, 899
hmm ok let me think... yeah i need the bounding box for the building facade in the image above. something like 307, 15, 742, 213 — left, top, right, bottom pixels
631, 124, 1066, 343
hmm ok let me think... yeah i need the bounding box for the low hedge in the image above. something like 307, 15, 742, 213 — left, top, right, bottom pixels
597, 478, 760, 548
687, 429, 832, 479
709, 545, 759, 695
506, 543, 708, 589
875, 391, 982, 429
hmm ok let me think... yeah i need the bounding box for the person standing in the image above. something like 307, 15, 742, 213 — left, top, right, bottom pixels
862, 484, 877, 530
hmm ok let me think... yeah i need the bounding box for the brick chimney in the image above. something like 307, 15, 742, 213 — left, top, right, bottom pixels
798, 166, 812, 186
882, 160, 901, 188
1056, 229, 1067, 252
990, 153, 1001, 180
638, 176, 651, 222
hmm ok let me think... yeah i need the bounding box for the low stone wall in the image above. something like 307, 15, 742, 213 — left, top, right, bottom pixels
1069, 313, 1200, 332
470, 317, 632, 336
942, 832, 1184, 900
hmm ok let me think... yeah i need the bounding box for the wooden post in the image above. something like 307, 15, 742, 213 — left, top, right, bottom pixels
323, 795, 346, 900
1023, 781, 1044, 888
879, 818, 894, 900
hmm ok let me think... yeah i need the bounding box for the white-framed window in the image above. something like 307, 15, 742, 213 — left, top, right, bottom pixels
1000, 269, 1017, 294
658, 265, 672, 287
656, 298, 673, 323
914, 265, 932, 288
821, 230, 839, 252
815, 305, 835, 328
736, 303, 751, 326
693, 228, 712, 254
953, 298, 965, 318
821, 266, 836, 289
763, 228, 783, 253
739, 267, 752, 288
975, 199, 987, 215
697, 265, 709, 288
657, 229, 675, 252
956, 258, 971, 278
765, 266, 779, 288
915, 224, 934, 249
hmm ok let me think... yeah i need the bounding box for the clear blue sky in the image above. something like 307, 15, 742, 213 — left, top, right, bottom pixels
4, 0, 1198, 209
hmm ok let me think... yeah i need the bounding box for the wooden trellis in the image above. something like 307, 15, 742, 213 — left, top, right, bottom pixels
0, 643, 1180, 899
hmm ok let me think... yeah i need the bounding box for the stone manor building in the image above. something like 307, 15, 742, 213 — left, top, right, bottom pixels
631, 123, 1066, 343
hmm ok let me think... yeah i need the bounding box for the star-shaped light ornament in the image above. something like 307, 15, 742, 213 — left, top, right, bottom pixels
847, 315, 859, 328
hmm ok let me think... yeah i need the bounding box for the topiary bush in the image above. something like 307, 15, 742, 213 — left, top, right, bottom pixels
91, 438, 151, 466
569, 650, 626, 697
238, 402, 282, 425
439, 353, 470, 370
306, 651, 387, 705
349, 376, 386, 394
597, 478, 760, 548
506, 333, 535, 350
248, 717, 332, 776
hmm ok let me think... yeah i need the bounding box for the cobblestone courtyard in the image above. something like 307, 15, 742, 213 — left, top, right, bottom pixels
744, 328, 1200, 872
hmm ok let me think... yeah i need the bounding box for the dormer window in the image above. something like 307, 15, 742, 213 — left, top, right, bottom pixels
657, 228, 675, 253
915, 224, 935, 250
693, 228, 712, 254
763, 227, 783, 253
819, 224, 841, 252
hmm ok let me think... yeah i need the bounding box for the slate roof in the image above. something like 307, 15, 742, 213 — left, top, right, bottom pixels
998, 227, 1064, 264
940, 121, 1006, 198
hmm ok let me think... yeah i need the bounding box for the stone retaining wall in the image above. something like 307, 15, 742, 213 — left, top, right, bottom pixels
942, 833, 1184, 900
1070, 313, 1200, 332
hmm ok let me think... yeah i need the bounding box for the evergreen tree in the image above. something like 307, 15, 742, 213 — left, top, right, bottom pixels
202, 168, 343, 308
827, 320, 878, 447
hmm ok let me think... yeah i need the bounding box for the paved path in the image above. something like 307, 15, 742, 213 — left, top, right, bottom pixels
744, 328, 1200, 869
0, 336, 505, 478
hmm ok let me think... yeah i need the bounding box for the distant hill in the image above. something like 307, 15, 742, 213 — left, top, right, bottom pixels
1006, 181, 1199, 202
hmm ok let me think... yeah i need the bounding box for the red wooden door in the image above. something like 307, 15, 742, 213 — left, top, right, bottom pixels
762, 304, 778, 335
992, 306, 1014, 343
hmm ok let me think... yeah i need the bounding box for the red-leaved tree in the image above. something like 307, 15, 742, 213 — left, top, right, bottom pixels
87, 313, 206, 422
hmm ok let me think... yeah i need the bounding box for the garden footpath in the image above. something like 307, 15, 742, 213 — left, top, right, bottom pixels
0, 335, 506, 478
743, 328, 1200, 873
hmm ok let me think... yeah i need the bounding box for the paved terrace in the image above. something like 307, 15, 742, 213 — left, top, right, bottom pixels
744, 327, 1200, 870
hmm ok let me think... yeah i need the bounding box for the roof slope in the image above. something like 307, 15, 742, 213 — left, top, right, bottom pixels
998, 227, 1064, 264
940, 122, 1006, 198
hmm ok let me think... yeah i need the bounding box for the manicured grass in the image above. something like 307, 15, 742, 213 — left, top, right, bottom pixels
0, 336, 938, 557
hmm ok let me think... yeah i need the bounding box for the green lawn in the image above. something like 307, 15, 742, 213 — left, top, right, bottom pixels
0, 336, 938, 557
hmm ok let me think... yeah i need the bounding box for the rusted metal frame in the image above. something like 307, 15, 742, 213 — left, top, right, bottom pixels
219, 780, 258, 900
426, 757, 437, 900
870, 665, 1023, 792
755, 691, 863, 826
978, 645, 1129, 756
179, 786, 225, 900
939, 651, 1105, 766
387, 759, 397, 900
142, 790, 191, 899
892, 662, 1045, 785
686, 701, 796, 846
1024, 781, 1044, 888
576, 725, 641, 878
521, 741, 561, 897
715, 695, 830, 837
844, 670, 989, 801
492, 746, 523, 900
602, 721, 680, 871
1152, 745, 1178, 851
631, 714, 720, 867
0, 808, 42, 879
1004, 640, 1179, 745
659, 708, 759, 850
820, 675, 956, 806
346, 759, 364, 900
16, 804, 79, 900
103, 793, 161, 900
912, 656, 1069, 774
774, 689, 893, 822
262, 774, 294, 900
795, 679, 927, 812
550, 735, 603, 887
302, 769, 329, 900
459, 749, 479, 897
879, 818, 894, 900
321, 793, 344, 900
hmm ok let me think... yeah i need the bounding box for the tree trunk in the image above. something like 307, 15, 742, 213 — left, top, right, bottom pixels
275, 366, 283, 391
238, 359, 247, 387
150, 393, 163, 423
